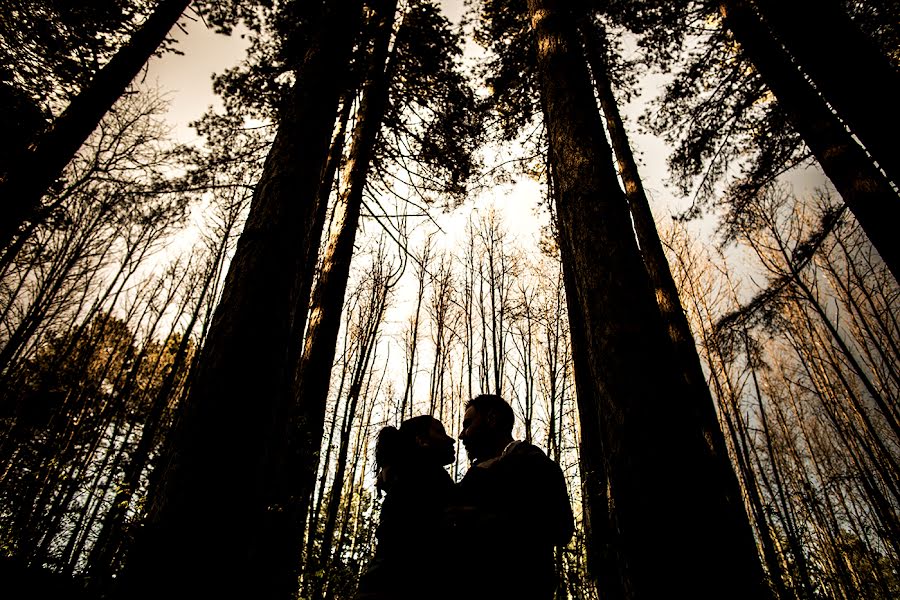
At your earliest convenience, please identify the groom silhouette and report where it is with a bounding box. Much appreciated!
[456,394,574,600]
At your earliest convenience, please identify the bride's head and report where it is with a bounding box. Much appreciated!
[375,415,455,491]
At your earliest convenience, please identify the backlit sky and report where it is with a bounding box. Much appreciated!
[143,1,691,247]
[134,0,834,445]
[141,0,828,317]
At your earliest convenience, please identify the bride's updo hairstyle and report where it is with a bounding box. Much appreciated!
[374,415,435,492]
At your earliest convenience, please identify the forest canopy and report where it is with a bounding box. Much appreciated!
[0,1,898,599]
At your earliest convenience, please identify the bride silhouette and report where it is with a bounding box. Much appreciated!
[354,415,456,600]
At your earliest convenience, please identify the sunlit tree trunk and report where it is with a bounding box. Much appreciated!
[287,86,356,380]
[114,1,365,597]
[581,24,763,593]
[312,247,395,600]
[275,0,398,596]
[527,1,769,597]
[581,23,724,439]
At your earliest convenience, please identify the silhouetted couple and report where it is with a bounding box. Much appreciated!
[355,394,574,600]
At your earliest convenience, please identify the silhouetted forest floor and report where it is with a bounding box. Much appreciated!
[1,557,95,600]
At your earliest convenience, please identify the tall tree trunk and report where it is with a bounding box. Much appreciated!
[313,267,389,600]
[752,0,900,187]
[0,0,191,252]
[287,85,356,378]
[527,2,768,597]
[561,252,622,600]
[581,25,762,594]
[581,24,711,422]
[719,0,900,282]
[265,1,398,597]
[113,1,364,598]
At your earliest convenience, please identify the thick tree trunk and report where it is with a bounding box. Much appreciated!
[753,0,900,187]
[581,27,761,592]
[561,253,623,600]
[257,101,354,583]
[286,86,356,380]
[313,281,387,600]
[263,1,399,597]
[0,0,191,252]
[527,1,769,597]
[720,0,900,282]
[582,22,729,445]
[113,1,364,598]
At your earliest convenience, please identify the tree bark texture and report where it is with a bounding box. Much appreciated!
[527,1,769,597]
[580,26,759,589]
[581,22,727,445]
[561,254,624,600]
[255,99,356,593]
[265,0,399,597]
[114,1,364,598]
